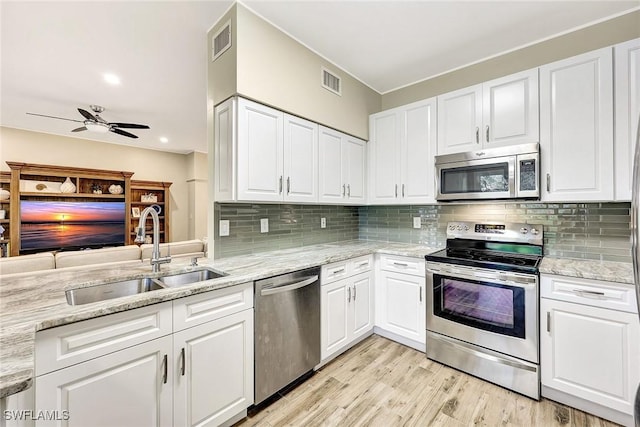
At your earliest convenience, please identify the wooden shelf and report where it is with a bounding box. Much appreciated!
[20,192,126,199]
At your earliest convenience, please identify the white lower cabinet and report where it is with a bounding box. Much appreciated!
[32,284,254,427]
[321,256,374,362]
[36,336,173,427]
[374,255,425,351]
[540,274,639,427]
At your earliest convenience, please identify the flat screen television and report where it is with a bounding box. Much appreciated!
[20,200,126,253]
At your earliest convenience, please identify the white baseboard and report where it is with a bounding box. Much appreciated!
[373,327,425,352]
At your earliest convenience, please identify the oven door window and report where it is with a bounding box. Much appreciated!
[433,274,525,338]
[441,162,510,194]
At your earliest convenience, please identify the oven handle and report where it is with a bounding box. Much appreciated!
[426,265,537,287]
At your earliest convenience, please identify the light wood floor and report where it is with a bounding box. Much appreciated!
[236,334,620,427]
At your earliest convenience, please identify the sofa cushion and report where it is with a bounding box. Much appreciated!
[55,245,141,269]
[0,252,56,275]
[140,239,205,260]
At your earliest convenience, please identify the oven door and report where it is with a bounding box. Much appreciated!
[426,261,538,363]
[435,156,515,201]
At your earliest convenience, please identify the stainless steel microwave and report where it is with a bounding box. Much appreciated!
[435,143,539,201]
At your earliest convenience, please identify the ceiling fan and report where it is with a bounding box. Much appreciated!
[26,105,150,139]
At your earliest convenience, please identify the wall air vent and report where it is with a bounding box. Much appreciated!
[212,20,231,62]
[321,67,342,96]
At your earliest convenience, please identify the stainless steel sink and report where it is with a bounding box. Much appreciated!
[157,268,226,287]
[66,278,165,306]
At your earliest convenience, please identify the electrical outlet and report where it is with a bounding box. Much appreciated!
[413,217,421,229]
[219,220,230,237]
[260,218,269,233]
[320,217,326,228]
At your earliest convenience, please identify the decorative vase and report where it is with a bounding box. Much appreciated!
[60,177,76,194]
[108,184,123,195]
[0,189,9,200]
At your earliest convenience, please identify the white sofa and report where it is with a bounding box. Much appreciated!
[0,239,207,276]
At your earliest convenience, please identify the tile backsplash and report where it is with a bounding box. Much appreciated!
[215,202,632,263]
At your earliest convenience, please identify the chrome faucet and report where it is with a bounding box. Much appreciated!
[135,206,171,272]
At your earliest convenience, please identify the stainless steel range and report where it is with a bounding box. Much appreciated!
[425,221,543,399]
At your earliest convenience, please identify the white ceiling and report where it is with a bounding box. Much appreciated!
[1,1,638,154]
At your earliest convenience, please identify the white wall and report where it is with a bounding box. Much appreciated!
[0,126,193,241]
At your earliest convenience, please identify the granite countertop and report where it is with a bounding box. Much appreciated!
[1,241,635,399]
[539,257,635,285]
[0,240,437,398]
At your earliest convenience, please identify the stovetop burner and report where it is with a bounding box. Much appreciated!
[425,221,544,274]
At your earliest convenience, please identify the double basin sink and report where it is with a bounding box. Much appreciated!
[65,267,227,306]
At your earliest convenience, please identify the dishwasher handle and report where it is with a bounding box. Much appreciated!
[260,275,319,296]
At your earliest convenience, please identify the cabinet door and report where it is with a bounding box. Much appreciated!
[614,38,640,201]
[318,126,345,203]
[401,98,436,203]
[377,271,425,344]
[343,136,366,204]
[321,279,350,360]
[437,85,482,155]
[174,309,254,427]
[368,109,400,204]
[283,114,318,203]
[214,98,236,202]
[351,272,374,339]
[483,69,539,148]
[36,336,173,427]
[540,47,614,201]
[541,298,640,415]
[237,98,283,202]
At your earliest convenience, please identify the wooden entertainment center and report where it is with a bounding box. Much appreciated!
[3,162,172,257]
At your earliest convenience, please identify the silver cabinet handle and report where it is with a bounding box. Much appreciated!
[546,174,550,192]
[342,184,346,196]
[180,347,185,376]
[357,262,369,268]
[287,177,291,195]
[546,312,551,333]
[347,286,351,303]
[475,127,480,144]
[260,275,318,296]
[353,285,356,301]
[573,289,606,297]
[332,268,346,274]
[279,176,283,194]
[162,354,168,384]
[393,262,408,267]
[402,184,405,197]
[395,184,398,198]
[486,125,489,142]
[419,287,422,302]
[347,184,351,197]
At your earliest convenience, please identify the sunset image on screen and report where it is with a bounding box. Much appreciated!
[21,201,125,223]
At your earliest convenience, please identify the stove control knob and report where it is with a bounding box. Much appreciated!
[463,225,469,231]
[456,225,462,230]
[520,227,528,234]
[530,228,539,235]
[449,225,455,230]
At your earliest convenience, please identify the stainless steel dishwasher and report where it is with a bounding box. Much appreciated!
[254,266,320,404]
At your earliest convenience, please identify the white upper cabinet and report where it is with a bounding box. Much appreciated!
[437,68,539,155]
[614,38,640,201]
[540,47,614,202]
[215,97,318,203]
[318,126,366,205]
[369,98,436,204]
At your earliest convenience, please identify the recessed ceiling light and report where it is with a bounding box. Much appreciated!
[159,137,169,143]
[103,73,121,85]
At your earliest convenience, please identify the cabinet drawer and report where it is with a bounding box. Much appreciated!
[350,255,373,275]
[36,301,173,376]
[378,254,424,276]
[173,282,253,332]
[321,261,350,284]
[541,274,638,314]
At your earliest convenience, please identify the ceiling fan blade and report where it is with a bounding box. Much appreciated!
[26,112,83,123]
[110,128,138,139]
[71,126,87,132]
[110,123,150,129]
[78,108,97,121]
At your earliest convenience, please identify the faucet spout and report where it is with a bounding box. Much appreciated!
[135,206,171,272]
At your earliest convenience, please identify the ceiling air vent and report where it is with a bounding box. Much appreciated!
[321,67,342,96]
[212,20,231,62]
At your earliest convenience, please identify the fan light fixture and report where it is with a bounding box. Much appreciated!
[85,122,110,133]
